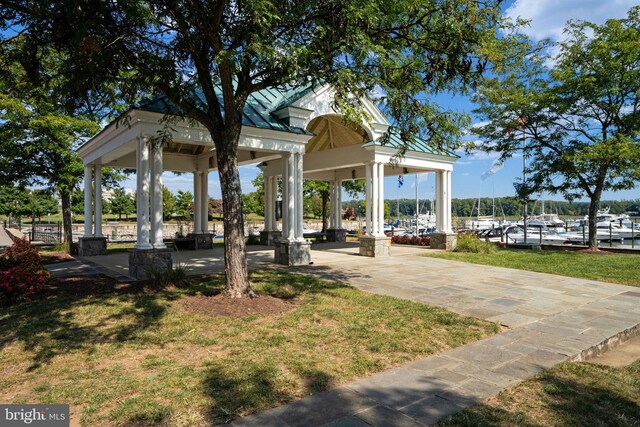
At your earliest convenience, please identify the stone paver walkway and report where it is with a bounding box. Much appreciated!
[221,244,640,426]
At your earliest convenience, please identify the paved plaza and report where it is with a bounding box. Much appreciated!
[63,242,640,426]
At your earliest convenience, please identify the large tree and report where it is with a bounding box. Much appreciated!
[109,188,135,220]
[0,36,131,248]
[472,7,640,249]
[2,0,509,296]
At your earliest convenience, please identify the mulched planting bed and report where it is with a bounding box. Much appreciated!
[180,293,301,317]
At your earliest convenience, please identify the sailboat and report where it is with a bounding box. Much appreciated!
[517,200,564,228]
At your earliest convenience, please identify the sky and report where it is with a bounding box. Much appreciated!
[120,0,640,206]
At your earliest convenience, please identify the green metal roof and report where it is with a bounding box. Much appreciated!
[135,84,316,136]
[136,84,457,157]
[362,130,458,158]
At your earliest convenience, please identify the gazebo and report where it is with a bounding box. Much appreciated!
[76,84,457,279]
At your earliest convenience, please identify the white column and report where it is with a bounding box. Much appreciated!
[264,175,271,231]
[435,171,444,232]
[83,165,93,237]
[268,177,276,230]
[444,170,452,233]
[94,165,103,237]
[377,162,385,235]
[135,137,152,249]
[295,152,304,240]
[365,162,372,236]
[193,172,201,234]
[337,180,343,229]
[151,146,165,248]
[329,181,336,229]
[201,171,209,233]
[282,153,294,240]
[372,162,379,237]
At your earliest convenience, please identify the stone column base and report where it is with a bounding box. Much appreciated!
[326,228,347,242]
[260,230,282,246]
[359,235,391,257]
[128,248,173,280]
[78,236,108,256]
[274,239,312,266]
[430,232,458,250]
[187,233,214,249]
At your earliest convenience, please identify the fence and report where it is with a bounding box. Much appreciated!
[30,221,63,243]
[3,218,22,229]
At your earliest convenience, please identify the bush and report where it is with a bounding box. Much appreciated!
[454,234,497,254]
[391,235,431,246]
[0,266,49,305]
[0,239,50,306]
[145,264,189,287]
[0,238,43,272]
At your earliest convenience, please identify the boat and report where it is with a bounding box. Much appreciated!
[504,225,571,245]
[518,200,565,228]
[596,222,638,239]
[561,227,622,243]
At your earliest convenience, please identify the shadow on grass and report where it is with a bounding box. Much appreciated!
[0,268,358,372]
[0,275,195,370]
[440,363,640,426]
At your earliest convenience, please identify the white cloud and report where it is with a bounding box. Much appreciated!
[469,151,501,160]
[505,0,636,43]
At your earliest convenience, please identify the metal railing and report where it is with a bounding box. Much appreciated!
[30,221,62,243]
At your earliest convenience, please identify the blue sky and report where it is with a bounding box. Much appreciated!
[122,0,640,203]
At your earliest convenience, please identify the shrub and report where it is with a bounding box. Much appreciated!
[391,235,431,246]
[0,238,43,272]
[0,239,51,305]
[145,264,190,287]
[454,234,497,254]
[0,266,50,305]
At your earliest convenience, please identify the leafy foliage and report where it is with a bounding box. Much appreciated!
[472,7,640,248]
[453,234,497,254]
[0,239,50,306]
[391,235,431,246]
[109,188,135,220]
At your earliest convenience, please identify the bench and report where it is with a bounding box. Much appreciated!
[303,232,326,242]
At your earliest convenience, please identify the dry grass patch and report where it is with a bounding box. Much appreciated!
[1,270,498,425]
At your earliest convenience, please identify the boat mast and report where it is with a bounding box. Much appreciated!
[521,116,528,243]
[415,173,419,230]
[492,181,495,218]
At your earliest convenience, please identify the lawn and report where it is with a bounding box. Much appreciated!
[440,360,640,426]
[426,249,640,287]
[0,270,498,426]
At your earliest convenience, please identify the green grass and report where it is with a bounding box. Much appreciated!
[0,270,497,425]
[426,248,640,287]
[440,360,640,426]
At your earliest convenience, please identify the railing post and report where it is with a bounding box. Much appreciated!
[610,223,613,248]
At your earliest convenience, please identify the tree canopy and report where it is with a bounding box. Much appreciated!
[471,7,640,248]
[2,0,511,295]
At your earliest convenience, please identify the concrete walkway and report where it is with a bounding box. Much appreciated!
[222,244,640,426]
[76,243,640,426]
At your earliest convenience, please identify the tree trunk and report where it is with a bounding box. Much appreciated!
[60,189,73,250]
[321,191,329,232]
[587,193,602,250]
[215,134,254,298]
